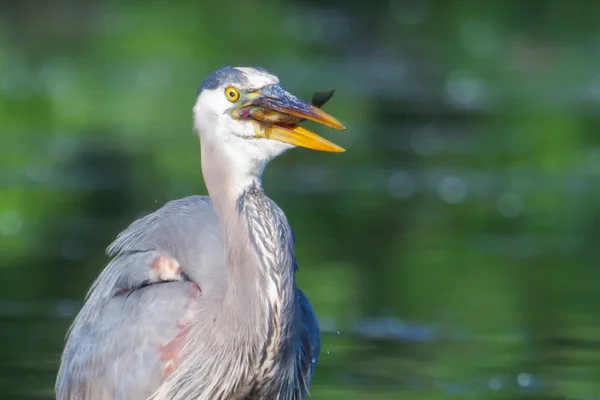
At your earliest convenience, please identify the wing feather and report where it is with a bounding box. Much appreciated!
[57,196,219,400]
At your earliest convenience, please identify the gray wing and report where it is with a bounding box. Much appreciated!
[56,196,225,400]
[296,289,321,397]
[105,195,226,298]
[56,281,200,400]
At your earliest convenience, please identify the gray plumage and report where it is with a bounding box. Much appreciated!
[197,66,270,93]
[55,66,338,400]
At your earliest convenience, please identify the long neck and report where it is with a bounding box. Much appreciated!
[152,138,300,400]
[200,138,298,388]
[200,139,296,310]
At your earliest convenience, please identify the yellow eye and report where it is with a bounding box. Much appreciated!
[225,87,240,102]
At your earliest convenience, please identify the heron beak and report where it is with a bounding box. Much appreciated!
[245,85,346,153]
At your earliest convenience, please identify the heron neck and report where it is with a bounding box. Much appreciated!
[156,138,299,399]
[200,139,297,322]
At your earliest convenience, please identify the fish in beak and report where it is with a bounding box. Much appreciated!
[234,84,346,152]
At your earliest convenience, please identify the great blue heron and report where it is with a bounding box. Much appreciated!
[55,66,346,400]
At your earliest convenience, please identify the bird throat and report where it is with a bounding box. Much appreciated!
[235,182,298,393]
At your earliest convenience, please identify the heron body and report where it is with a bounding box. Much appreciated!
[55,66,345,400]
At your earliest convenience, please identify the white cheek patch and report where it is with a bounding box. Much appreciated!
[195,89,231,116]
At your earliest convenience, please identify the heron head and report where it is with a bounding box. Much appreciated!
[193,66,345,167]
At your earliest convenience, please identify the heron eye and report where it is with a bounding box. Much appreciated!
[225,87,240,102]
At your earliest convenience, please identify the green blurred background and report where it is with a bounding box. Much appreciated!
[2,0,600,398]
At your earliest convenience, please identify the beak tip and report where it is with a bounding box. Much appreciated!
[332,120,346,131]
[328,121,346,131]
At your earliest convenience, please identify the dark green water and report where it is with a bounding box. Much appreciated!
[2,0,600,398]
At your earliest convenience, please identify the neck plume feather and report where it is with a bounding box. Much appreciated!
[150,138,299,400]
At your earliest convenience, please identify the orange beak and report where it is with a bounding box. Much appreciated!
[245,84,346,152]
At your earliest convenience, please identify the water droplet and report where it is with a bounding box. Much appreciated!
[445,70,486,109]
[326,350,330,355]
[336,330,340,335]
[387,171,416,199]
[517,372,532,387]
[438,175,467,204]
[488,376,503,391]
